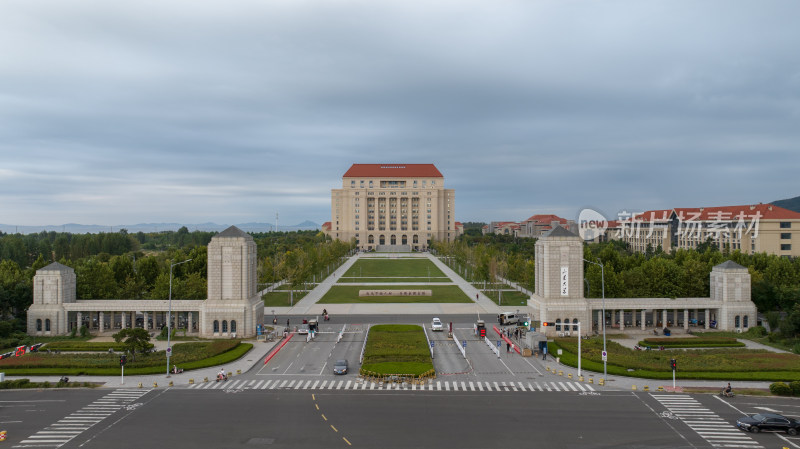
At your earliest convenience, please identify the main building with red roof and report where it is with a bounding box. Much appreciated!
[326,164,458,251]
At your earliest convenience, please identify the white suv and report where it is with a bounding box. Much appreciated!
[431,317,443,331]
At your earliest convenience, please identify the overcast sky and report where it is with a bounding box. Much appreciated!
[2,0,799,228]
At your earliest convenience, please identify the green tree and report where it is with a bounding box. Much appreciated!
[112,328,153,361]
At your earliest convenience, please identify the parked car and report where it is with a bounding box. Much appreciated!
[333,359,348,375]
[431,317,443,331]
[297,324,310,335]
[497,313,520,326]
[737,413,800,435]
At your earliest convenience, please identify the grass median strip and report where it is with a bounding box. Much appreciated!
[343,258,444,277]
[360,324,434,377]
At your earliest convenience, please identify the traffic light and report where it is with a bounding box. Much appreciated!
[120,354,127,366]
[541,322,555,327]
[670,359,676,371]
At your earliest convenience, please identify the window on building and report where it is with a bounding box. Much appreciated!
[780,222,791,229]
[369,180,373,188]
[360,180,364,187]
[46,319,51,331]
[231,320,237,333]
[222,320,228,333]
[735,315,740,328]
[350,180,355,187]
[213,320,219,332]
[555,318,562,331]
[781,233,791,239]
[781,244,792,251]
[36,319,42,331]
[743,315,749,328]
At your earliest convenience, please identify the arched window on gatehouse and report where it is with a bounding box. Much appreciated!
[231,320,237,333]
[743,315,749,328]
[45,319,51,331]
[573,318,579,331]
[213,320,219,333]
[735,315,740,328]
[555,318,562,331]
[36,319,42,331]
[222,320,228,333]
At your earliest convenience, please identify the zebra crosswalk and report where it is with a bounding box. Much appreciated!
[14,389,151,448]
[185,378,596,393]
[650,394,763,449]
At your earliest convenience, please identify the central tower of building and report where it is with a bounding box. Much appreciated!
[328,164,455,251]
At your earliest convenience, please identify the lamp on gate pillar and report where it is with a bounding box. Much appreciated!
[167,258,192,377]
[583,258,606,378]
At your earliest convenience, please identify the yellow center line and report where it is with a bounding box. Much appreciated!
[343,437,352,446]
[312,394,316,401]
[321,414,328,421]
[330,425,338,433]
[315,404,319,410]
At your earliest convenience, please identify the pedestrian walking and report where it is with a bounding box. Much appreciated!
[543,346,547,360]
[476,293,479,301]
[506,342,510,353]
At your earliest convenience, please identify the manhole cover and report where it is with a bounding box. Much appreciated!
[246,437,275,445]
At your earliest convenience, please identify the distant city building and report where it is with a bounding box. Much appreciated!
[604,203,800,257]
[326,164,456,251]
[482,214,576,238]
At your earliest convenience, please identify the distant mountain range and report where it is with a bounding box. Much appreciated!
[773,195,800,213]
[0,221,321,235]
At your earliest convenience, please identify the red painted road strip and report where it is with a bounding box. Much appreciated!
[264,332,294,364]
[493,326,521,354]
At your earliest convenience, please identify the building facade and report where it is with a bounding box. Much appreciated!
[327,164,456,251]
[529,226,758,337]
[606,204,800,257]
[27,226,264,338]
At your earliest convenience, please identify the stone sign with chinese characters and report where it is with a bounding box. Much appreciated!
[560,267,568,296]
[359,290,433,297]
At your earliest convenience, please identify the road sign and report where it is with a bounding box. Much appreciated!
[601,350,607,361]
[462,341,467,349]
[166,347,172,354]
[497,341,501,348]
[430,341,434,348]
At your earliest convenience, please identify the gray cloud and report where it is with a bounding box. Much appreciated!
[1,0,799,227]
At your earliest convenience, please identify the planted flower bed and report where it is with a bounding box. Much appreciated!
[0,340,251,375]
[552,337,800,381]
[360,324,434,378]
[637,337,745,348]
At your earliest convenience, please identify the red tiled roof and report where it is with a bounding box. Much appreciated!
[632,209,672,222]
[523,214,567,224]
[343,164,443,178]
[674,204,800,221]
[321,222,331,230]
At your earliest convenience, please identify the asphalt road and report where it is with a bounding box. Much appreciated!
[7,388,800,449]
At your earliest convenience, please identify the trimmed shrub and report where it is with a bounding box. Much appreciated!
[770,382,792,396]
[79,325,89,338]
[790,381,800,396]
[746,326,767,337]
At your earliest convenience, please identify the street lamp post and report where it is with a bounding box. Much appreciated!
[583,258,606,378]
[167,258,192,377]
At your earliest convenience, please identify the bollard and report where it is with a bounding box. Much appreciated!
[228,372,233,378]
[189,378,194,384]
[138,382,143,388]
[598,378,605,386]
[588,378,593,384]
[153,382,158,388]
[237,369,241,375]
[631,384,637,390]
[657,386,664,392]
[168,381,174,387]
[558,370,563,376]
[568,373,573,379]
[204,377,209,383]
[0,430,6,442]
[579,376,584,382]
[643,385,650,392]
[546,366,551,372]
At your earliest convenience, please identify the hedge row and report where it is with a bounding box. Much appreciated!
[638,337,744,348]
[0,379,98,389]
[42,342,146,352]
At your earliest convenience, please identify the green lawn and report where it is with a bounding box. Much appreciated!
[262,290,308,307]
[361,324,434,377]
[484,290,529,306]
[319,285,471,303]
[337,277,451,283]
[343,258,445,277]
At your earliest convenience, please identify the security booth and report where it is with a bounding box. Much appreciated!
[476,320,486,338]
[308,319,319,334]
